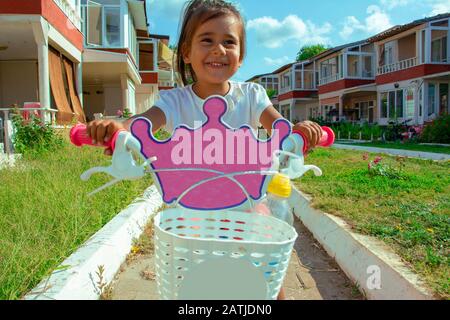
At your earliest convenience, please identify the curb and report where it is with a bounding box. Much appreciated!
[333,144,450,161]
[290,187,435,300]
[24,185,163,300]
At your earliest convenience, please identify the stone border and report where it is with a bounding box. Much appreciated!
[289,187,436,300]
[333,144,450,161]
[24,185,163,300]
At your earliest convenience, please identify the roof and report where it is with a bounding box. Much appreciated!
[367,13,450,43]
[245,72,278,82]
[271,62,295,75]
[311,39,368,61]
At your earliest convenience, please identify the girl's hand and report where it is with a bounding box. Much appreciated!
[86,120,126,156]
[293,121,323,151]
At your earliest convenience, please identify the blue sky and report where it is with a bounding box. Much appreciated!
[146,0,450,82]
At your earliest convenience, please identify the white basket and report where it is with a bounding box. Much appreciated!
[154,207,298,300]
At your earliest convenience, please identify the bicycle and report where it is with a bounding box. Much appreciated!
[70,96,335,300]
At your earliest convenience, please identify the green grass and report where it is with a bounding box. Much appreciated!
[338,141,450,155]
[0,134,153,300]
[295,148,450,299]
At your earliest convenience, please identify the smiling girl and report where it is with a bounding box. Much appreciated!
[86,0,323,300]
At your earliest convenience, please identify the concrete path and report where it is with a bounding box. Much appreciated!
[333,144,450,161]
[108,218,363,300]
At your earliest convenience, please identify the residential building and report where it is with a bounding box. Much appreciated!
[275,60,319,123]
[246,13,449,127]
[246,73,280,111]
[80,0,180,121]
[0,0,180,126]
[0,0,85,124]
[316,40,377,123]
[370,13,450,125]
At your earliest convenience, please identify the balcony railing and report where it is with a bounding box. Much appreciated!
[319,74,341,86]
[377,57,418,75]
[53,0,82,30]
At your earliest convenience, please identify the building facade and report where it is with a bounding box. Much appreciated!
[246,13,450,126]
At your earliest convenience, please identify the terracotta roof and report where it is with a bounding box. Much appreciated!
[367,13,450,42]
[271,62,295,74]
[311,39,368,61]
[245,73,278,82]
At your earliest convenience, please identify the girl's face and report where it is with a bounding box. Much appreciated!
[183,14,243,86]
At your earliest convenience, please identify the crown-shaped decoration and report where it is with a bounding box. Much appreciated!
[130,96,291,210]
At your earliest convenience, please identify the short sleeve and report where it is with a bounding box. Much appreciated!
[251,83,272,126]
[154,89,177,133]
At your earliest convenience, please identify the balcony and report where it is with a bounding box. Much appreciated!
[378,57,418,75]
[376,19,449,76]
[279,62,317,94]
[319,74,341,86]
[53,0,82,31]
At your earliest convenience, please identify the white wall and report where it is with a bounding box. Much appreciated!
[0,61,39,108]
[83,85,105,121]
[136,84,157,114]
[104,84,122,116]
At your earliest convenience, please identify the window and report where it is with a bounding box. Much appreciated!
[396,90,404,118]
[389,91,396,119]
[87,1,102,46]
[381,93,388,118]
[381,89,405,119]
[129,14,137,61]
[428,83,436,116]
[385,42,394,65]
[431,35,448,63]
[419,85,423,117]
[405,87,415,118]
[105,6,120,46]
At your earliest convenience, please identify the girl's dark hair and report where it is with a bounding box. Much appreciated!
[176,0,246,86]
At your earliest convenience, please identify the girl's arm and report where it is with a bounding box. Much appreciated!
[259,105,323,150]
[86,106,166,155]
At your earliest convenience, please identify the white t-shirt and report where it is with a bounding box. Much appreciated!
[154,81,272,133]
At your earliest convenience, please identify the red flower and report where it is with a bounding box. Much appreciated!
[374,156,382,164]
[368,163,372,170]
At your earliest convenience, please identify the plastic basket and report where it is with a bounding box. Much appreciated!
[154,207,298,300]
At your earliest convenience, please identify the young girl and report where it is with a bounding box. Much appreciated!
[87,0,323,299]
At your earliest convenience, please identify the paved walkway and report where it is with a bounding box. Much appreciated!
[109,218,363,300]
[333,144,450,161]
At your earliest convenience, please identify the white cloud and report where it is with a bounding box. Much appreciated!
[247,15,332,49]
[428,0,450,15]
[379,0,412,10]
[340,5,392,39]
[263,56,291,66]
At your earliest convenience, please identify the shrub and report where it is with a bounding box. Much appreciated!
[419,114,450,144]
[11,112,64,156]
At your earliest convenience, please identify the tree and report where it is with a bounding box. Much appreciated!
[296,44,329,62]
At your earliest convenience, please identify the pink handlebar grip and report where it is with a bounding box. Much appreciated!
[70,123,123,152]
[293,126,335,154]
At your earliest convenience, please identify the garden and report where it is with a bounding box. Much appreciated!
[0,113,448,300]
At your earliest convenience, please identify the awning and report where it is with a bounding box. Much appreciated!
[127,0,148,31]
[158,41,174,69]
[63,58,86,123]
[49,48,74,124]
[320,96,340,106]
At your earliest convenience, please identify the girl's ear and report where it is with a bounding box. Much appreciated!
[182,43,191,64]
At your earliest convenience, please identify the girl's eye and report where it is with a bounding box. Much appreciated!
[201,38,213,44]
[224,40,237,46]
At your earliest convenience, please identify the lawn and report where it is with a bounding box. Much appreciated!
[294,148,449,299]
[337,141,450,155]
[0,134,153,300]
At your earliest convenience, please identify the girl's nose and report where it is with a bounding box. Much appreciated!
[212,43,226,55]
